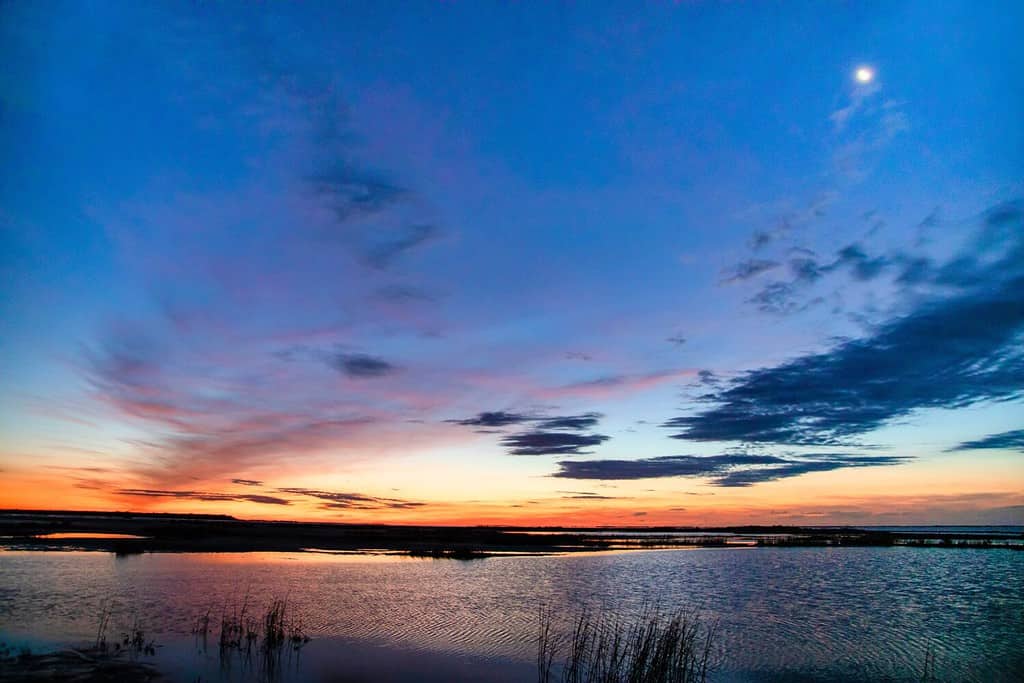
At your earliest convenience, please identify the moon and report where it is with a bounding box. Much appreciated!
[855,66,875,84]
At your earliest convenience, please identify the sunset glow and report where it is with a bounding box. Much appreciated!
[1,2,1021,529]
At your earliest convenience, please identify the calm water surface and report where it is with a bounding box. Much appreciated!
[1,547,1021,681]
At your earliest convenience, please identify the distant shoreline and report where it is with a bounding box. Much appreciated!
[1,510,1021,557]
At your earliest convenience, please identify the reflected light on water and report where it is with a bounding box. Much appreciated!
[32,533,150,540]
[0,547,1021,682]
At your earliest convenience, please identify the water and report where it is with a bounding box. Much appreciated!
[1,547,1021,681]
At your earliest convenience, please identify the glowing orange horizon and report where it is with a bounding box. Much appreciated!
[3,456,1021,528]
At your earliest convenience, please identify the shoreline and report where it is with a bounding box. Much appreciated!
[1,510,1021,557]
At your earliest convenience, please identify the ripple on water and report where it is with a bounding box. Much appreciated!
[0,547,1022,681]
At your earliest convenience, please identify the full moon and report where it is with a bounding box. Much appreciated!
[855,66,875,83]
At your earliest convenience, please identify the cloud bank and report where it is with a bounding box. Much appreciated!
[670,203,1024,446]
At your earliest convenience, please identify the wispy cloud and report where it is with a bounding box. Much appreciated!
[333,353,397,379]
[116,488,292,505]
[950,429,1024,454]
[554,453,906,486]
[720,258,780,284]
[557,490,619,500]
[276,487,426,510]
[536,412,603,431]
[362,224,441,270]
[829,77,881,132]
[745,237,934,315]
[306,163,406,224]
[114,484,428,510]
[69,24,458,491]
[542,369,692,400]
[83,331,387,483]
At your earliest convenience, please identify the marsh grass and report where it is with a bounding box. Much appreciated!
[94,599,112,651]
[121,618,156,656]
[92,600,155,657]
[538,606,716,683]
[193,594,311,681]
[191,608,212,643]
[920,644,937,683]
[408,547,487,559]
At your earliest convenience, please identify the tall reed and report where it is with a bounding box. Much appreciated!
[538,606,716,683]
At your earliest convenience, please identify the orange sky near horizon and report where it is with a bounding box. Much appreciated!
[3,450,1021,527]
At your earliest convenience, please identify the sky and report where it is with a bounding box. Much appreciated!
[1,1,1022,526]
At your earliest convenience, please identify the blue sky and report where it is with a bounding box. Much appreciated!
[1,1,1021,523]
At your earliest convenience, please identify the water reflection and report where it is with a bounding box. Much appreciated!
[0,547,1021,681]
[33,533,150,540]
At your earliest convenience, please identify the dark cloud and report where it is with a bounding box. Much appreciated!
[318,500,425,510]
[749,242,894,312]
[712,456,903,487]
[670,271,1024,445]
[231,478,263,486]
[276,488,426,510]
[452,411,610,454]
[237,494,293,505]
[553,453,906,486]
[748,230,775,251]
[893,256,932,286]
[452,411,610,455]
[555,454,784,479]
[787,255,825,283]
[835,243,891,281]
[748,281,822,315]
[501,431,610,456]
[696,370,719,386]
[683,204,1024,444]
[276,345,401,380]
[565,351,594,361]
[537,412,603,431]
[309,164,440,271]
[950,429,1024,453]
[116,488,292,505]
[558,491,618,500]
[333,353,396,378]
[307,164,406,223]
[450,411,534,427]
[721,258,780,283]
[749,200,1023,316]
[985,201,1022,228]
[450,411,603,433]
[293,70,443,276]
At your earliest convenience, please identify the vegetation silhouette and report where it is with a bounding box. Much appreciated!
[537,606,717,683]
